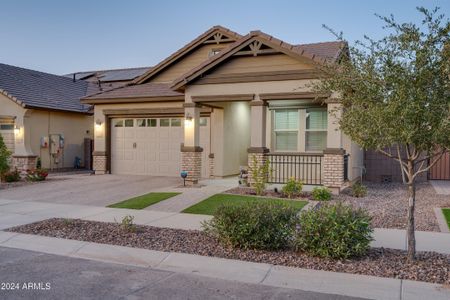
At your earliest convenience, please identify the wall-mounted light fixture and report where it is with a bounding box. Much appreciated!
[95,119,103,126]
[184,113,193,127]
[14,125,20,135]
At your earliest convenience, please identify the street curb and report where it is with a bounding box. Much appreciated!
[434,207,450,233]
[0,232,449,300]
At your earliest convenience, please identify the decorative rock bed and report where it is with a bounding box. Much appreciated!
[6,218,449,285]
[226,182,450,232]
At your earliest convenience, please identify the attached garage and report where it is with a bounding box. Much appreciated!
[110,116,210,177]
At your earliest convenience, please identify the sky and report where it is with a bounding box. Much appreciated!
[0,0,448,75]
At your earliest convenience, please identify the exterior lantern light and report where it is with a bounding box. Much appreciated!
[95,119,103,128]
[184,113,193,127]
[14,125,20,135]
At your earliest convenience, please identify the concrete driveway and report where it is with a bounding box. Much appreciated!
[0,174,180,207]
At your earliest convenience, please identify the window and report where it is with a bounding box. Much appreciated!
[274,110,298,151]
[124,119,134,127]
[136,119,146,127]
[305,109,327,151]
[199,117,208,126]
[160,119,170,127]
[147,119,157,127]
[272,108,328,152]
[0,124,14,130]
[171,118,181,127]
[113,120,123,127]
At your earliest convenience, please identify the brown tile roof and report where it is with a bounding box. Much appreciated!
[81,82,183,102]
[171,30,346,90]
[133,25,242,84]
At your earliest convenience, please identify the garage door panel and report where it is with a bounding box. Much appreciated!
[111,117,210,177]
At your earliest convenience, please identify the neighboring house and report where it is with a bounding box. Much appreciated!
[81,26,364,193]
[0,63,95,171]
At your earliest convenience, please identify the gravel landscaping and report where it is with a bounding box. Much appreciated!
[227,182,450,232]
[6,218,449,285]
[335,182,450,232]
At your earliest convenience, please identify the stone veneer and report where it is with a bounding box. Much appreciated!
[93,152,107,175]
[12,155,37,174]
[322,148,346,193]
[181,146,203,184]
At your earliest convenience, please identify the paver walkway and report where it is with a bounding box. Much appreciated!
[430,180,450,195]
[148,177,237,212]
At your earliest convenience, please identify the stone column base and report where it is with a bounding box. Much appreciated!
[12,155,37,174]
[323,148,345,194]
[181,145,203,185]
[93,152,107,175]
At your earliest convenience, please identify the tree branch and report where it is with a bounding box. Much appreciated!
[412,151,446,181]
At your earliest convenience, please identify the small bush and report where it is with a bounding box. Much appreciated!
[311,187,332,201]
[118,215,136,232]
[0,135,11,180]
[351,182,367,198]
[295,203,373,259]
[3,169,20,183]
[250,155,270,196]
[26,169,48,181]
[282,177,303,199]
[203,201,299,250]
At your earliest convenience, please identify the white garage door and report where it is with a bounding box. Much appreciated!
[111,117,210,177]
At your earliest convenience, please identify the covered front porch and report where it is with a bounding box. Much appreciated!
[181,91,350,193]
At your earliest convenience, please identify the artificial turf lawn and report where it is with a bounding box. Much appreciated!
[182,193,308,215]
[108,192,180,209]
[442,208,450,229]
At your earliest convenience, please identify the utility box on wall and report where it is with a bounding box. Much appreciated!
[50,134,61,154]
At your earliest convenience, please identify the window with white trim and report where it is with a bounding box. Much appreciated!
[274,109,298,151]
[273,108,327,152]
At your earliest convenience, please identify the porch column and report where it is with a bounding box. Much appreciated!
[93,109,107,174]
[323,101,345,194]
[12,109,37,173]
[181,103,203,185]
[247,99,269,185]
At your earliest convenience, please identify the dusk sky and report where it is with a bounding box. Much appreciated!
[1,0,448,75]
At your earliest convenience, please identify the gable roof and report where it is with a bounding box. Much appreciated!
[132,25,241,84]
[0,63,93,113]
[171,30,346,90]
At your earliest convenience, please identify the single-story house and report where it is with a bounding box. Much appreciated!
[80,26,365,193]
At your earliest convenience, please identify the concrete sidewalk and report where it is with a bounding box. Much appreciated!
[0,231,448,300]
[0,198,449,254]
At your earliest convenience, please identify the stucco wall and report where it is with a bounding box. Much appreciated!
[342,133,364,182]
[28,110,93,170]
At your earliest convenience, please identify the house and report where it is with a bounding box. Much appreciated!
[0,63,97,171]
[81,26,364,193]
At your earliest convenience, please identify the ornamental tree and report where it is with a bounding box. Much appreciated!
[313,7,450,260]
[0,134,11,180]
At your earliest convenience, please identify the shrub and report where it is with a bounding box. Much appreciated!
[250,155,270,196]
[311,187,332,201]
[3,169,20,183]
[282,177,303,199]
[119,215,136,233]
[203,201,299,250]
[295,203,373,259]
[36,157,42,169]
[26,169,48,181]
[351,182,367,198]
[0,135,11,180]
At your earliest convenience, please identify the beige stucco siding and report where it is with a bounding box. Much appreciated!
[211,54,314,75]
[342,133,364,181]
[210,102,250,177]
[28,110,93,169]
[151,44,225,83]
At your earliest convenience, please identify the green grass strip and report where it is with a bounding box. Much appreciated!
[108,192,180,210]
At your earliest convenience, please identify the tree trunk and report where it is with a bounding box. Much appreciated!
[406,182,416,261]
